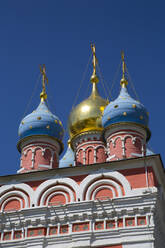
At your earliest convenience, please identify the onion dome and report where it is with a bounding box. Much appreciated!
[17,65,64,152]
[68,45,108,139]
[59,140,74,168]
[102,52,151,140]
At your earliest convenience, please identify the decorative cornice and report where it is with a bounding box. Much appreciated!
[17,135,63,155]
[103,122,151,142]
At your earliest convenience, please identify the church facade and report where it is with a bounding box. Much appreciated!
[0,46,164,248]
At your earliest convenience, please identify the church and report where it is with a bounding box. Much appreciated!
[0,45,164,248]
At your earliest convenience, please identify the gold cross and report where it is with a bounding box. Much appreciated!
[121,51,126,80]
[40,64,48,101]
[91,44,98,75]
[90,44,99,84]
[120,51,128,87]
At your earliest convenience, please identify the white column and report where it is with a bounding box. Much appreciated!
[1,231,4,241]
[46,226,49,236]
[31,149,35,168]
[135,215,137,226]
[121,138,126,158]
[50,151,55,168]
[69,223,72,234]
[57,223,60,235]
[11,229,14,240]
[24,227,27,238]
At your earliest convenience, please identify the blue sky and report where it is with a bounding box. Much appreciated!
[0,0,164,175]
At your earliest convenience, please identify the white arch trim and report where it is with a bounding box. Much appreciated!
[92,185,116,200]
[76,147,85,156]
[0,183,34,207]
[34,178,80,205]
[0,190,29,209]
[23,147,33,156]
[95,145,106,151]
[1,196,23,212]
[80,170,131,201]
[124,135,143,144]
[108,132,144,147]
[85,179,122,201]
[46,191,69,206]
[77,144,106,153]
[39,185,74,206]
[84,145,95,151]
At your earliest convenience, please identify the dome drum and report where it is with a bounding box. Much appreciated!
[17,134,63,155]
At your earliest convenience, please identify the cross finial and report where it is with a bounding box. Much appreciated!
[90,44,99,84]
[121,51,126,80]
[120,51,128,88]
[40,64,48,101]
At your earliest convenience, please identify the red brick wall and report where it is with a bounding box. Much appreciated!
[3,199,21,211]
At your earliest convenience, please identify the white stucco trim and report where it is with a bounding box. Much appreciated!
[104,124,146,141]
[92,185,116,200]
[0,183,34,207]
[0,191,29,210]
[1,196,23,211]
[80,171,131,201]
[20,137,60,154]
[34,178,80,205]
[46,191,69,206]
[39,185,74,206]
[85,179,122,200]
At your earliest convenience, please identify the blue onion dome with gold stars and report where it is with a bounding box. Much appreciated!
[17,65,64,153]
[59,140,74,168]
[102,52,151,141]
[68,45,108,140]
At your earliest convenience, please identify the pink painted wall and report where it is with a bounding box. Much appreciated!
[20,142,58,173]
[107,130,146,161]
[76,143,106,165]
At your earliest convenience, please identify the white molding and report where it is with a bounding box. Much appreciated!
[76,143,106,165]
[0,183,34,207]
[106,130,145,161]
[20,136,61,154]
[39,185,74,206]
[39,164,51,169]
[77,141,105,150]
[34,178,80,205]
[1,197,23,212]
[131,153,143,157]
[0,190,28,210]
[80,171,131,201]
[106,154,118,161]
[46,191,69,205]
[92,185,116,200]
[19,143,58,173]
[72,132,102,149]
[104,124,147,141]
[85,179,122,201]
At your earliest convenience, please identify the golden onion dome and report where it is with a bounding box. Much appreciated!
[68,44,108,139]
[68,83,108,139]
